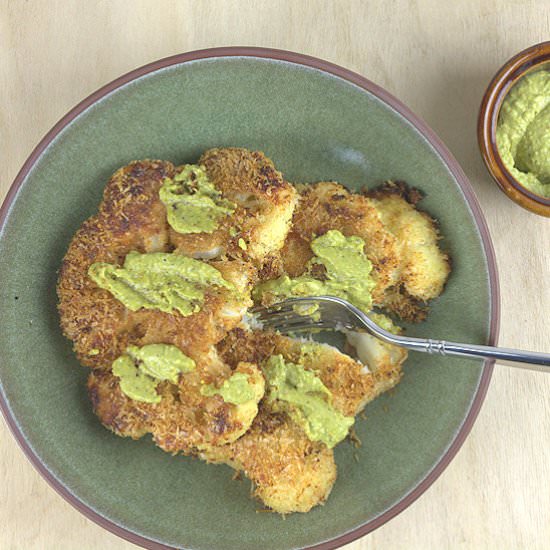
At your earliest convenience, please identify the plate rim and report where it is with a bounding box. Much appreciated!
[0,46,499,550]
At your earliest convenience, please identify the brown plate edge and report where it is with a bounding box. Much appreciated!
[0,46,499,550]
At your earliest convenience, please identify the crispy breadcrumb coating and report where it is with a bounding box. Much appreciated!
[200,404,336,514]
[206,326,406,512]
[279,180,450,322]
[88,352,264,452]
[57,149,450,515]
[57,160,255,369]
[280,182,400,305]
[365,181,451,321]
[170,148,298,265]
[218,327,406,418]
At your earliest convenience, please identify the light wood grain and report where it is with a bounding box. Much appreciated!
[1,1,549,548]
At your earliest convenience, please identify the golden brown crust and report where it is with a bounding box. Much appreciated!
[88,356,264,452]
[98,160,173,246]
[57,160,174,368]
[170,148,298,265]
[57,160,255,368]
[365,179,424,205]
[201,404,336,514]
[379,285,429,323]
[88,367,151,439]
[57,150,450,515]
[364,181,451,321]
[200,148,290,200]
[280,182,400,304]
[280,180,451,323]
[217,328,405,418]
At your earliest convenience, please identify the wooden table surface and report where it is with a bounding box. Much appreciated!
[1,1,549,548]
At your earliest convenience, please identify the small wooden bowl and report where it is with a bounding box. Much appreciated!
[478,41,550,217]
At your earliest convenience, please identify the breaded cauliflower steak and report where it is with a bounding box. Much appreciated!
[57,150,450,516]
[279,180,450,322]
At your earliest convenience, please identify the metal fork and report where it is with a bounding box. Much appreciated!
[252,295,550,372]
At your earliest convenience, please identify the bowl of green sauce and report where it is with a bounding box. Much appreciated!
[478,41,550,216]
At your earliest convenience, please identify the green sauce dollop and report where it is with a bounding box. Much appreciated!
[496,70,550,197]
[88,251,233,316]
[254,230,376,313]
[264,354,354,448]
[113,344,196,403]
[201,372,260,405]
[159,165,236,233]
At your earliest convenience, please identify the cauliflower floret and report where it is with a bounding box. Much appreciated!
[170,148,298,266]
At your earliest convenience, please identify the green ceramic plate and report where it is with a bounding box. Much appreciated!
[0,48,498,550]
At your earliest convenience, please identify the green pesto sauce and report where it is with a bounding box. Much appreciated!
[263,355,354,448]
[88,251,232,316]
[126,344,195,383]
[296,341,326,362]
[254,230,376,313]
[200,371,259,405]
[112,356,160,403]
[496,70,550,197]
[159,164,236,233]
[112,344,195,403]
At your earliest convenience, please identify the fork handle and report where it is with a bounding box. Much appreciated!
[400,337,550,372]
